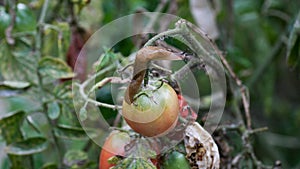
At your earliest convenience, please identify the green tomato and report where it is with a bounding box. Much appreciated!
[162,151,191,169]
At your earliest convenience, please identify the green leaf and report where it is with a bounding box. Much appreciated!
[47,102,60,120]
[0,6,10,38]
[40,163,58,169]
[0,81,30,89]
[112,156,156,169]
[38,57,75,79]
[63,150,88,168]
[54,124,98,140]
[79,107,87,121]
[5,137,48,155]
[0,111,25,144]
[14,3,37,32]
[95,48,122,72]
[0,111,33,168]
[286,12,300,70]
[42,22,70,60]
[2,95,41,113]
[0,40,38,83]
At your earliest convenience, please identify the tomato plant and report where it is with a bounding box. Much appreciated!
[121,46,182,137]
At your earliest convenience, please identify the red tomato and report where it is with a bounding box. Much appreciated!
[122,82,179,137]
[99,131,160,169]
[178,94,197,120]
[99,131,130,169]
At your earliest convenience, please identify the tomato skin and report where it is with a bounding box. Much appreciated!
[99,131,130,169]
[178,94,197,120]
[122,83,179,137]
[162,151,191,169]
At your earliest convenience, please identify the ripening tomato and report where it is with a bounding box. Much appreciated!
[122,82,179,137]
[99,131,159,169]
[99,131,130,169]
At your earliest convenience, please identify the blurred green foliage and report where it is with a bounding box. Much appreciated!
[0,0,299,168]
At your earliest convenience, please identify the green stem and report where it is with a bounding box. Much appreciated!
[35,0,50,57]
[79,64,122,110]
[144,28,182,47]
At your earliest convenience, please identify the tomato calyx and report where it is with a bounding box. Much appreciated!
[131,80,164,106]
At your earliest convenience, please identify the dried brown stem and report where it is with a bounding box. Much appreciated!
[217,50,251,129]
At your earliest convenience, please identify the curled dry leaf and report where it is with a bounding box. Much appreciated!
[184,122,220,169]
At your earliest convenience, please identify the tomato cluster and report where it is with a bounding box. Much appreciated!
[99,46,197,168]
[99,131,191,169]
[99,92,196,169]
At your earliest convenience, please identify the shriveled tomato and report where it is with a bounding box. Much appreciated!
[122,82,179,137]
[99,131,130,169]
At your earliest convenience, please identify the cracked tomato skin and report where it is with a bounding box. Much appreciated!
[99,131,130,169]
[122,82,179,137]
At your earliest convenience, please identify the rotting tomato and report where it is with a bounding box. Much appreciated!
[162,150,191,169]
[122,82,179,137]
[99,131,130,169]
